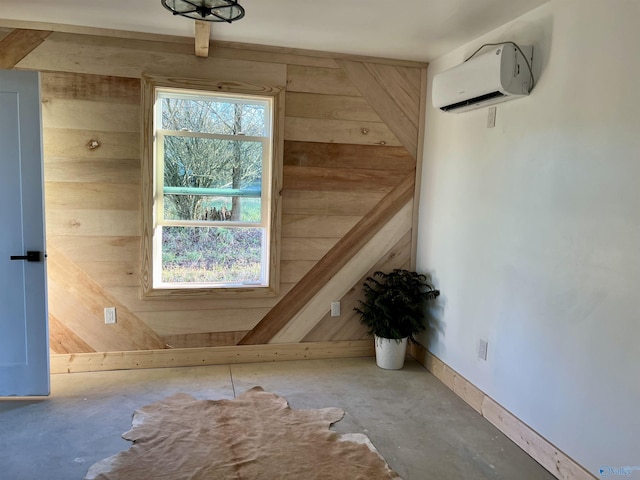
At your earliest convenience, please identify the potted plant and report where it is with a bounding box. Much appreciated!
[355,269,440,370]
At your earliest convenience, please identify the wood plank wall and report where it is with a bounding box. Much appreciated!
[2,25,427,354]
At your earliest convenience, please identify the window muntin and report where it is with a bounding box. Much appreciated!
[153,88,273,289]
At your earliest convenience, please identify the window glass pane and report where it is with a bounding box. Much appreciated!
[164,195,261,223]
[146,83,277,293]
[160,96,266,136]
[163,135,262,222]
[161,226,264,284]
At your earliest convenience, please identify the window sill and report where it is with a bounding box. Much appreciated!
[141,284,280,299]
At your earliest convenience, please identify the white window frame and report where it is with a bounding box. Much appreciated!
[141,74,283,298]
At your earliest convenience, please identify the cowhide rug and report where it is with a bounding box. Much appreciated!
[85,386,402,480]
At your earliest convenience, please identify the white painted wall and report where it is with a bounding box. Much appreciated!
[416,0,640,475]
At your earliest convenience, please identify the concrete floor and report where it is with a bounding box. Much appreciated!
[0,357,555,480]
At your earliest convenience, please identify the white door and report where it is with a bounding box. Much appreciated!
[0,69,49,396]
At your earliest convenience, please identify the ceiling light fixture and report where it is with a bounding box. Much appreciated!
[161,0,245,23]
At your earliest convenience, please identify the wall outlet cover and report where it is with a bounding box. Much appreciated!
[487,107,497,128]
[478,338,488,361]
[104,307,117,324]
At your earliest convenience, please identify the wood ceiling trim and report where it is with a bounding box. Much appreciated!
[0,20,427,68]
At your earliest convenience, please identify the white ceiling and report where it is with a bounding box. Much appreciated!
[0,0,549,62]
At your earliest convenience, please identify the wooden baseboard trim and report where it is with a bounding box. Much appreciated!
[407,341,596,480]
[50,340,374,374]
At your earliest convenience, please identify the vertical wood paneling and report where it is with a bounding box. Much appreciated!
[3,27,427,353]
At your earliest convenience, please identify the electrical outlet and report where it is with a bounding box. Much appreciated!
[487,106,496,128]
[478,338,488,361]
[104,307,117,324]
[330,302,340,317]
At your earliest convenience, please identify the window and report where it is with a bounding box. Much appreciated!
[141,75,282,296]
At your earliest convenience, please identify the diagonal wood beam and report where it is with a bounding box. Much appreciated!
[301,231,412,343]
[337,59,419,159]
[238,170,416,345]
[270,201,413,343]
[49,313,95,354]
[47,244,166,351]
[0,28,51,69]
[194,20,211,58]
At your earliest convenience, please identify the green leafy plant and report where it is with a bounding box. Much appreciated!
[355,269,440,341]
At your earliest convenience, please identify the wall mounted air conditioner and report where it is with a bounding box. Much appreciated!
[432,43,534,113]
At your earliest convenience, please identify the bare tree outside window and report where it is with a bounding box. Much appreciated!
[161,97,265,222]
[155,92,271,286]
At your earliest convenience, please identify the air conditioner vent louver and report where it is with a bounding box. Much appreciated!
[440,91,505,112]
[432,43,533,113]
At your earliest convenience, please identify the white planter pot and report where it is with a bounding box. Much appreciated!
[374,336,408,370]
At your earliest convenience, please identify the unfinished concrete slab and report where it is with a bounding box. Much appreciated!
[0,357,555,480]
